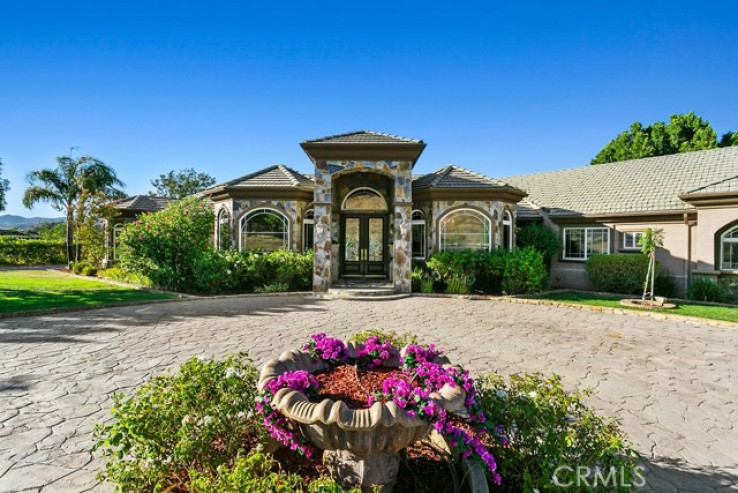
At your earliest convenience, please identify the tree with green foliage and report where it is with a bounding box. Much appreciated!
[638,227,664,304]
[22,155,124,266]
[590,112,735,164]
[515,223,562,267]
[149,168,216,199]
[0,159,9,212]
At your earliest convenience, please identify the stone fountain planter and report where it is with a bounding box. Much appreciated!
[258,343,467,492]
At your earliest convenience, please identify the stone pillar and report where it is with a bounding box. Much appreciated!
[313,166,333,292]
[393,161,413,293]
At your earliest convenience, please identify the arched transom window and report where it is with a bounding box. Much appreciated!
[411,210,426,259]
[240,208,289,252]
[439,209,491,252]
[721,225,738,270]
[342,188,387,211]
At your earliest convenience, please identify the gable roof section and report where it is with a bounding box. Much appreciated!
[504,147,738,217]
[207,164,314,190]
[114,195,171,211]
[683,174,738,195]
[303,130,422,144]
[413,165,520,190]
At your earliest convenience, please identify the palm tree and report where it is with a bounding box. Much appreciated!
[23,155,125,266]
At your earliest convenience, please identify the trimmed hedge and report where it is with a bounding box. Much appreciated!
[585,254,653,295]
[0,238,66,265]
[424,248,548,295]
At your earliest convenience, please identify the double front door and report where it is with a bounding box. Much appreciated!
[341,214,387,277]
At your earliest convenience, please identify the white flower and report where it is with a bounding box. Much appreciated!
[225,367,236,378]
[202,415,213,426]
[495,389,508,398]
[226,269,232,275]
[197,354,209,362]
[528,391,538,399]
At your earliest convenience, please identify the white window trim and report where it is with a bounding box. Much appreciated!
[720,225,738,271]
[112,224,125,260]
[411,210,426,260]
[216,208,230,251]
[622,231,643,251]
[303,209,314,253]
[438,208,492,252]
[341,187,387,211]
[562,227,610,261]
[238,207,291,251]
[502,210,513,250]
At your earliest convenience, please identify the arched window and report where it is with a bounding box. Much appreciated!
[112,223,125,260]
[439,209,491,252]
[502,210,513,251]
[342,188,387,211]
[721,225,738,270]
[216,208,231,251]
[303,209,314,253]
[240,208,289,252]
[411,210,426,259]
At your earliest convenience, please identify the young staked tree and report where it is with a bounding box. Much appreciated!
[638,228,664,304]
[22,155,124,266]
[0,159,9,212]
[149,168,216,199]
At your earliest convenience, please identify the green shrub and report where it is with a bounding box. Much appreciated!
[687,278,728,303]
[254,282,290,293]
[516,224,562,265]
[654,271,678,298]
[188,453,354,492]
[93,354,262,491]
[349,329,419,347]
[420,275,434,293]
[97,266,152,287]
[585,254,654,295]
[0,237,66,265]
[477,373,642,492]
[425,248,546,295]
[118,198,214,292]
[446,274,471,294]
[502,247,548,294]
[71,261,98,276]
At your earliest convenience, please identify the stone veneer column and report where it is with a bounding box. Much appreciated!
[393,161,413,293]
[313,165,332,292]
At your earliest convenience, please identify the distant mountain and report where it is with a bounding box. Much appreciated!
[0,215,65,230]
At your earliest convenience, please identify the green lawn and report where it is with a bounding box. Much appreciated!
[534,290,738,323]
[0,270,175,315]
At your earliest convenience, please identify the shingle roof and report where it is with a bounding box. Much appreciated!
[683,174,738,195]
[209,164,314,189]
[504,147,738,216]
[114,195,172,211]
[516,199,545,219]
[303,130,422,144]
[413,165,521,190]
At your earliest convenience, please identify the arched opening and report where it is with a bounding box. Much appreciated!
[439,209,492,252]
[303,209,314,253]
[112,223,125,260]
[411,210,426,259]
[216,208,231,251]
[239,208,289,252]
[342,187,388,211]
[502,210,513,251]
[720,223,738,271]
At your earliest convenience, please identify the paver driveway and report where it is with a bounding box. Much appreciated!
[1,296,737,492]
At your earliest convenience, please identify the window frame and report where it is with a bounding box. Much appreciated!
[562,226,610,261]
[411,210,426,260]
[622,231,643,251]
[238,207,290,252]
[341,187,388,211]
[112,223,125,260]
[216,207,231,251]
[502,210,513,251]
[720,225,738,271]
[438,208,492,253]
[303,209,314,253]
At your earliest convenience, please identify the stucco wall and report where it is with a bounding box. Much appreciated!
[693,207,738,270]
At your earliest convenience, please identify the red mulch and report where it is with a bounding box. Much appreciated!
[312,364,410,409]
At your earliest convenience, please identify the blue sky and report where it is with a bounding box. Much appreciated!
[1,1,736,217]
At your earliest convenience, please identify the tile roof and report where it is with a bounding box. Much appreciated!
[413,165,521,190]
[303,130,422,144]
[114,195,172,211]
[683,174,738,195]
[209,164,314,189]
[504,147,738,216]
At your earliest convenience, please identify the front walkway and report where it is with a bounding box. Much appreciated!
[1,296,736,492]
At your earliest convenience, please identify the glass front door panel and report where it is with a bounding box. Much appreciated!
[345,218,360,262]
[368,218,383,262]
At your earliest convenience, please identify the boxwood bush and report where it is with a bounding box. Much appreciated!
[0,237,66,265]
[425,247,547,295]
[585,254,654,295]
